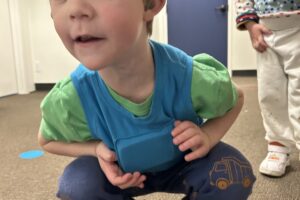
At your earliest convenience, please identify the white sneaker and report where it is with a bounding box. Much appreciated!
[259,144,290,177]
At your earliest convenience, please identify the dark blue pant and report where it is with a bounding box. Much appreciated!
[57,142,256,200]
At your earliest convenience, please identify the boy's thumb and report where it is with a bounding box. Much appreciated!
[97,142,117,162]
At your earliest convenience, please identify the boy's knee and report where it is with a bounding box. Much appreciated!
[57,183,98,200]
[209,144,256,199]
[57,175,91,200]
[205,182,255,200]
[184,176,256,200]
[56,156,104,200]
[185,142,256,200]
[210,174,256,200]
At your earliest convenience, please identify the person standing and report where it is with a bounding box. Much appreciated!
[235,0,300,177]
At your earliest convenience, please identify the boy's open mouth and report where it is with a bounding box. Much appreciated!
[75,35,101,43]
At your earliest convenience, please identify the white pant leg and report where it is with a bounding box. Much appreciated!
[257,33,294,148]
[258,26,300,150]
[277,27,300,150]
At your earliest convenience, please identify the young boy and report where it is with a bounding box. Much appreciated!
[39,0,255,199]
[235,0,300,177]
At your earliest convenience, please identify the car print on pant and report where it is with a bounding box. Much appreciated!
[209,157,253,190]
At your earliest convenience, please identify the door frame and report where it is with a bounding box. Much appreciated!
[227,0,233,76]
[8,0,35,95]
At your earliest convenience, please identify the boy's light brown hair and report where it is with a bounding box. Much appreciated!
[144,0,155,35]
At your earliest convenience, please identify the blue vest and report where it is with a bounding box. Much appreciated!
[71,40,203,173]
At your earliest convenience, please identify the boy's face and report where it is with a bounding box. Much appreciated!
[50,0,150,70]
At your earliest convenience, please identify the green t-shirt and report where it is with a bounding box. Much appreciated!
[40,54,237,142]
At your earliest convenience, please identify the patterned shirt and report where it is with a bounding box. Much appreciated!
[235,0,300,29]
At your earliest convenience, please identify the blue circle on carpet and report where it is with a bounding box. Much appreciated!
[19,150,44,159]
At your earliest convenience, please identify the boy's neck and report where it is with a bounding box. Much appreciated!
[99,42,154,104]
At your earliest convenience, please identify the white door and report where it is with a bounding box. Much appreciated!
[0,0,18,97]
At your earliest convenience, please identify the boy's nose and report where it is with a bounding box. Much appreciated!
[69,1,94,20]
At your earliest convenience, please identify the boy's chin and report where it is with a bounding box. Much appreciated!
[80,61,103,71]
[85,65,102,71]
[74,54,104,71]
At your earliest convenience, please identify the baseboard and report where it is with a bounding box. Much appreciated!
[232,70,257,77]
[35,84,55,91]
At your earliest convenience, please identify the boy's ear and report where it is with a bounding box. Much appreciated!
[143,0,166,22]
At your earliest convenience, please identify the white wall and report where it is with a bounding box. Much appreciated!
[0,0,35,96]
[151,5,168,44]
[14,0,35,93]
[228,1,257,72]
[29,0,79,83]
[0,0,18,97]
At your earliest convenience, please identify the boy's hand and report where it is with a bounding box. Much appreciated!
[245,21,272,53]
[95,142,146,189]
[172,121,212,162]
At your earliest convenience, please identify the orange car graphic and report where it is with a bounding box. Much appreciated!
[209,156,253,190]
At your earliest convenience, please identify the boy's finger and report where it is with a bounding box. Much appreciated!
[172,121,193,137]
[111,173,133,187]
[179,136,201,152]
[173,129,194,145]
[184,148,207,162]
[98,158,130,186]
[97,142,117,161]
[123,172,141,188]
[174,120,181,127]
[134,176,146,189]
[119,172,145,189]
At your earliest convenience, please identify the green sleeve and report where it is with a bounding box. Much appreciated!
[40,77,93,143]
[191,54,238,119]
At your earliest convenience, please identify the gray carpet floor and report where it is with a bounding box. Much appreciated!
[0,76,299,200]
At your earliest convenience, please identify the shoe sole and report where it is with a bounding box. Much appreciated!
[259,159,290,177]
[259,167,285,177]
